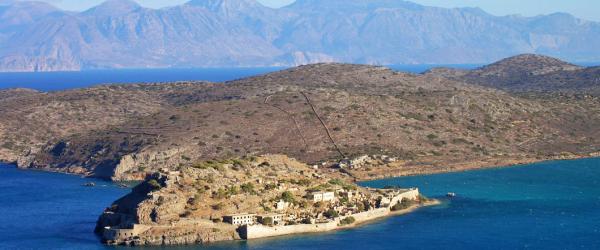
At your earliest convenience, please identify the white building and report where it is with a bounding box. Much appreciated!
[310,191,335,202]
[276,200,290,211]
[223,213,256,225]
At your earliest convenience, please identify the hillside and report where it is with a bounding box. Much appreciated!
[1,56,599,181]
[1,0,600,71]
[430,54,600,94]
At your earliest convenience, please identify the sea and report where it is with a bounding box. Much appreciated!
[1,158,599,250]
[0,65,483,92]
[0,63,598,92]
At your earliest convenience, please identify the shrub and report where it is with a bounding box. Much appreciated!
[356,202,365,212]
[328,178,344,186]
[281,191,295,203]
[211,203,224,210]
[213,188,228,199]
[291,179,312,186]
[264,183,277,190]
[261,217,273,225]
[227,186,239,196]
[340,216,356,225]
[240,183,255,194]
[147,179,161,191]
[324,209,339,219]
[391,199,417,211]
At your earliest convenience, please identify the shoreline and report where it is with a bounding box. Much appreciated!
[241,199,440,241]
[352,154,600,182]
[3,154,599,182]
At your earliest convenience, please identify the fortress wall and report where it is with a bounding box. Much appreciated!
[242,221,339,239]
[391,188,419,206]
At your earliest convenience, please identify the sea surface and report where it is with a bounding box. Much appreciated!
[1,158,599,249]
[0,65,482,92]
[1,63,598,92]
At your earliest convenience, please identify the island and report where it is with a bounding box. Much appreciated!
[95,154,436,246]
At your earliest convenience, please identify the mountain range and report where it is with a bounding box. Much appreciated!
[0,0,600,72]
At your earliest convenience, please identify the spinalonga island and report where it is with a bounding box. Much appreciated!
[95,154,437,246]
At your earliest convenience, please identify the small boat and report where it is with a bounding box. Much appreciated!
[117,183,129,188]
[82,182,96,187]
[447,192,456,197]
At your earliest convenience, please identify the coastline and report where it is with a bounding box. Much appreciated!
[240,199,440,240]
[352,153,600,182]
[3,153,600,183]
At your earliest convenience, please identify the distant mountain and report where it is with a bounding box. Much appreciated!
[1,0,600,71]
[426,54,600,94]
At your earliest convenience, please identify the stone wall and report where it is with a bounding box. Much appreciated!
[390,188,419,206]
[241,221,339,239]
[103,224,150,243]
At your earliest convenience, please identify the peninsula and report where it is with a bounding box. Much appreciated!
[1,55,598,182]
[95,154,435,246]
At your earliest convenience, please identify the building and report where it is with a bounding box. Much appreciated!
[223,213,256,225]
[276,200,290,211]
[339,190,354,200]
[309,191,335,202]
[256,214,285,225]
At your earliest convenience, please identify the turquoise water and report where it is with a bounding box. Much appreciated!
[2,158,600,249]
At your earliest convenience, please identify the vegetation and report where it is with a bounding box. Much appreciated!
[324,209,339,219]
[240,183,255,194]
[391,199,417,211]
[280,191,296,203]
[339,216,356,225]
[261,217,273,226]
[147,179,162,191]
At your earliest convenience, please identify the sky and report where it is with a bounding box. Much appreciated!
[13,0,600,21]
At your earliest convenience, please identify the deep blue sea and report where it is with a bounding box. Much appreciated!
[0,65,483,92]
[2,158,600,249]
[0,63,598,92]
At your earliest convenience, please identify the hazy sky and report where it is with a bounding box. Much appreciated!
[21,0,600,21]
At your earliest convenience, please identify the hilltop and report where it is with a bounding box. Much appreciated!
[1,0,600,71]
[1,55,599,181]
[428,54,600,94]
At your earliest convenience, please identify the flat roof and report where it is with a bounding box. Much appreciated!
[257,213,284,217]
[224,213,257,217]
